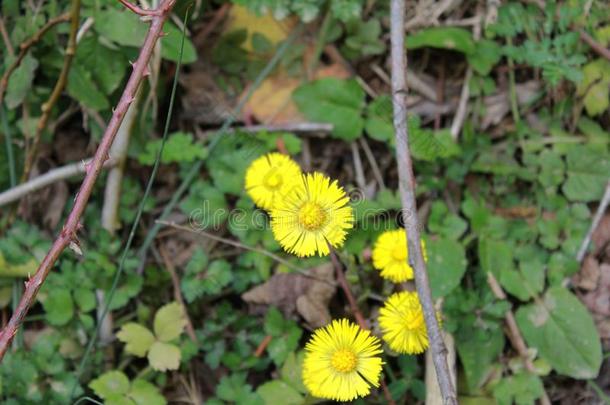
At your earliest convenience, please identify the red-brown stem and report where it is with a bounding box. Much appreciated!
[390,0,457,404]
[254,335,273,357]
[327,245,396,405]
[0,13,71,104]
[580,29,610,61]
[117,0,163,16]
[0,0,176,361]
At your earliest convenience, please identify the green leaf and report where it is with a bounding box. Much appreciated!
[153,302,186,342]
[89,371,130,400]
[128,379,167,405]
[406,27,475,54]
[256,380,303,405]
[516,287,602,379]
[467,39,502,75]
[161,22,197,64]
[147,341,181,371]
[293,78,365,140]
[73,288,96,312]
[562,145,610,202]
[67,64,109,110]
[43,289,74,326]
[280,351,307,393]
[478,239,513,281]
[5,53,38,109]
[94,8,148,47]
[493,372,544,405]
[116,323,155,357]
[138,132,207,165]
[427,237,467,299]
[364,95,393,142]
[577,59,610,116]
[264,307,286,336]
[179,181,228,230]
[497,260,544,302]
[456,327,504,391]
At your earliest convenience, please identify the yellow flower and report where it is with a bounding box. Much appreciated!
[302,319,383,402]
[245,152,302,210]
[379,291,432,354]
[372,229,427,283]
[270,172,353,257]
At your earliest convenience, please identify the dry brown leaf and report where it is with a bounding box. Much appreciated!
[580,263,610,339]
[574,256,601,291]
[591,214,610,258]
[241,263,336,328]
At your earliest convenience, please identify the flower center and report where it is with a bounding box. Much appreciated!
[298,202,328,231]
[331,349,358,373]
[391,245,407,261]
[264,172,283,190]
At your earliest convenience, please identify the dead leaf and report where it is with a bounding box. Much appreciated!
[574,256,600,291]
[241,263,336,328]
[481,81,540,129]
[243,62,351,124]
[224,5,296,53]
[580,263,610,338]
[592,214,610,258]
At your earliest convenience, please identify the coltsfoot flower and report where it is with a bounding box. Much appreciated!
[270,172,353,257]
[302,319,383,401]
[245,152,302,210]
[379,291,433,354]
[372,229,427,283]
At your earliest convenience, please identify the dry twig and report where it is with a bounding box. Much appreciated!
[0,0,177,361]
[577,181,610,262]
[0,157,117,207]
[390,0,457,403]
[0,12,71,104]
[21,0,82,182]
[487,272,551,405]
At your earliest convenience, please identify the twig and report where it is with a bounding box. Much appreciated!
[351,142,367,191]
[450,68,472,140]
[577,181,610,262]
[389,1,457,404]
[425,331,456,405]
[155,220,334,285]
[359,137,386,190]
[0,0,177,361]
[0,12,71,104]
[21,0,81,182]
[0,16,14,56]
[202,122,333,137]
[101,88,141,232]
[0,157,117,207]
[117,0,163,16]
[579,29,610,62]
[158,244,197,343]
[254,335,273,357]
[327,244,396,405]
[487,272,551,405]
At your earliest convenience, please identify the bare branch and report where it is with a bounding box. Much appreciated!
[390,0,457,403]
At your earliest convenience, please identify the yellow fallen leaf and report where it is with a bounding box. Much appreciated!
[225,5,296,53]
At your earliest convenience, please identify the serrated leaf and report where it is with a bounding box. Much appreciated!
[128,379,167,405]
[89,371,130,400]
[293,78,365,140]
[147,341,181,371]
[280,351,307,393]
[577,59,610,116]
[160,22,197,64]
[516,287,602,379]
[456,327,504,391]
[562,145,610,202]
[42,289,74,326]
[117,323,155,357]
[153,302,186,342]
[493,372,544,405]
[138,132,207,165]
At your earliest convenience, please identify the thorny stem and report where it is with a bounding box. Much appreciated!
[21,0,82,183]
[389,0,457,404]
[0,0,177,362]
[0,13,71,104]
